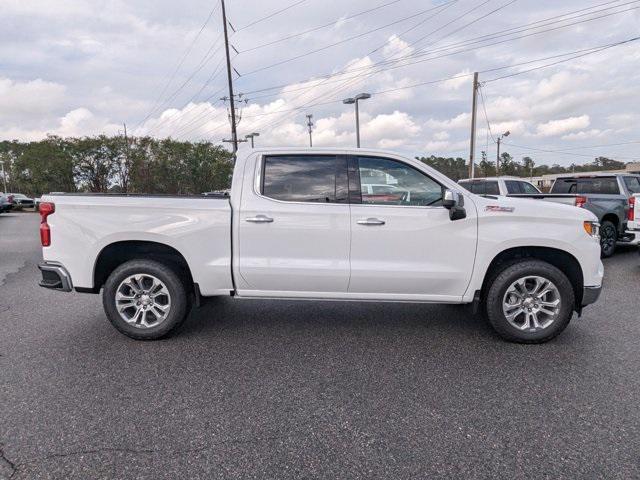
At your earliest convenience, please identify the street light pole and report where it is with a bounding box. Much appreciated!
[306,114,314,147]
[0,160,7,192]
[496,130,510,175]
[343,93,371,148]
[245,132,259,148]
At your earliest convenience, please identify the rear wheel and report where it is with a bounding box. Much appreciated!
[485,260,575,344]
[599,220,617,258]
[102,259,191,340]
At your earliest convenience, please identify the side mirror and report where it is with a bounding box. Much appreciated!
[442,189,466,221]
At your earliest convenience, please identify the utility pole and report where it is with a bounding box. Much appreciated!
[122,123,130,193]
[468,72,479,179]
[306,114,314,147]
[221,0,238,153]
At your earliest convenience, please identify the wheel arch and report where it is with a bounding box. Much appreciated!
[89,240,195,293]
[480,246,584,310]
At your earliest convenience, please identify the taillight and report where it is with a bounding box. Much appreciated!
[575,196,587,208]
[39,202,55,246]
[629,196,636,222]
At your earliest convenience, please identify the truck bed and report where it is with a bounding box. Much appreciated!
[507,193,579,206]
[41,193,234,296]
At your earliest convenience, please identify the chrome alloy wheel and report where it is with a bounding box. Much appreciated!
[502,275,561,332]
[115,274,171,328]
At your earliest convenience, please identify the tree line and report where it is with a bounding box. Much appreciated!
[0,135,234,196]
[0,135,630,195]
[416,152,629,181]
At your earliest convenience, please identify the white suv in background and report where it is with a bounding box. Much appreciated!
[459,177,542,196]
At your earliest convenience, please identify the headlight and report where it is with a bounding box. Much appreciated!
[583,221,600,238]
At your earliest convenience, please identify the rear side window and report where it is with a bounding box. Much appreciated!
[578,177,619,194]
[460,181,499,195]
[552,177,620,194]
[262,155,346,203]
[623,176,640,194]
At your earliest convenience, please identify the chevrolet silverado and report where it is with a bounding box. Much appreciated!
[38,148,604,344]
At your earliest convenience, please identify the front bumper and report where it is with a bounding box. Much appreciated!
[38,263,73,292]
[582,285,602,307]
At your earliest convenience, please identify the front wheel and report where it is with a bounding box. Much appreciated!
[102,259,191,340]
[485,260,575,344]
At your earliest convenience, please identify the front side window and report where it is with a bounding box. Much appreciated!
[357,156,443,206]
[519,181,541,194]
[623,176,640,194]
[262,155,345,203]
[505,181,522,194]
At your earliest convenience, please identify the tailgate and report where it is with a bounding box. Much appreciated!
[630,194,640,230]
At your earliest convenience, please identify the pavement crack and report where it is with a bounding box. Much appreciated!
[14,435,284,471]
[0,444,17,479]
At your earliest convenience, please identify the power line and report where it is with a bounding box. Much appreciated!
[239,2,457,77]
[135,3,221,128]
[483,35,640,83]
[235,35,639,122]
[241,0,477,136]
[478,84,495,143]
[237,0,308,31]
[237,0,639,99]
[238,0,406,53]
[502,142,640,161]
[145,57,227,136]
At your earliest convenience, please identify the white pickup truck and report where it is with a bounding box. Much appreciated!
[38,148,604,344]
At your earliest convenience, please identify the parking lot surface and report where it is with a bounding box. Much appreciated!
[1,211,639,479]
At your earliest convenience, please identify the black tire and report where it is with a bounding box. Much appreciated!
[485,259,575,344]
[599,220,617,258]
[102,259,191,340]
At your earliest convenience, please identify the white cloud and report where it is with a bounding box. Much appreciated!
[561,129,610,140]
[426,113,470,130]
[0,78,66,120]
[535,115,590,137]
[440,70,472,91]
[382,35,414,59]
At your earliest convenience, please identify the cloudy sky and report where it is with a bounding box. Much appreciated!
[2,0,640,165]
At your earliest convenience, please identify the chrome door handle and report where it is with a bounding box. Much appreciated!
[357,218,385,226]
[246,215,274,223]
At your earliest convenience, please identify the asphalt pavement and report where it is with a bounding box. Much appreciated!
[1,211,639,479]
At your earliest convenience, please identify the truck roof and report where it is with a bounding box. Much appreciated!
[458,176,533,182]
[553,172,640,179]
[242,147,406,157]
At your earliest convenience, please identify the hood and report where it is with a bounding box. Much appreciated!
[467,193,598,222]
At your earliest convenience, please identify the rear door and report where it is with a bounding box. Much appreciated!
[237,154,351,294]
[348,155,477,301]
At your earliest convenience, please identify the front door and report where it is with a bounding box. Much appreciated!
[348,155,477,301]
[237,154,351,295]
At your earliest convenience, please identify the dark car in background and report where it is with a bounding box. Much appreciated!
[8,193,35,210]
[0,193,14,213]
